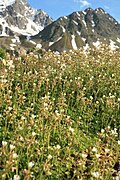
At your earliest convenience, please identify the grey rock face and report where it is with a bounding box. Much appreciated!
[0,0,53,36]
[32,8,120,51]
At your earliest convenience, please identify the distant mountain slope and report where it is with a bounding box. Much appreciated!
[32,8,120,52]
[0,4,120,52]
[0,0,53,36]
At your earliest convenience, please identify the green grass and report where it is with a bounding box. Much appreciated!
[0,46,120,179]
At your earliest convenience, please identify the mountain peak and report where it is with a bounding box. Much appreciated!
[95,7,105,11]
[31,8,120,52]
[84,7,93,12]
[0,5,120,52]
[0,0,53,37]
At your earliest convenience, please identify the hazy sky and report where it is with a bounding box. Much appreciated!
[28,0,120,22]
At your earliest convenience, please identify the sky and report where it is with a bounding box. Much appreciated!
[28,0,120,22]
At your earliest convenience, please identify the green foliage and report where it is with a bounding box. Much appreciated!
[0,47,120,179]
[0,47,6,59]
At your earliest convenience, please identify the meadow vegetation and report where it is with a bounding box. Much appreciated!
[0,46,120,179]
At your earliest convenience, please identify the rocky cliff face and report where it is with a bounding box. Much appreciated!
[0,0,53,36]
[32,8,120,51]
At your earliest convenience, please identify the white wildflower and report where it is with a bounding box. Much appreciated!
[55,110,60,116]
[105,148,110,153]
[2,141,7,146]
[90,96,93,100]
[2,174,6,178]
[31,114,36,119]
[82,153,87,158]
[18,126,23,130]
[2,59,6,66]
[92,147,97,152]
[23,96,26,100]
[1,79,7,83]
[13,153,18,159]
[69,127,74,133]
[13,175,20,180]
[92,171,100,178]
[47,154,52,160]
[28,162,34,168]
[56,145,61,149]
[21,116,25,120]
[95,154,101,158]
[10,144,15,150]
[101,129,105,133]
[43,102,48,107]
[8,107,12,111]
[111,128,117,135]
[32,132,36,136]
[118,98,120,102]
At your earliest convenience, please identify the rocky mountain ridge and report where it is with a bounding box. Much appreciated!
[0,2,120,52]
[31,8,120,52]
[0,0,53,36]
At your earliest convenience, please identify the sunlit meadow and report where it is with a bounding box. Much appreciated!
[0,46,120,179]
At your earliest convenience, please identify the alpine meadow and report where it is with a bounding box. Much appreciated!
[0,46,120,179]
[0,0,120,179]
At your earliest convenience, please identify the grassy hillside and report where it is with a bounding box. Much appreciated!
[0,46,120,179]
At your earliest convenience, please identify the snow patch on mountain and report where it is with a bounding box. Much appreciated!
[63,16,67,19]
[82,19,87,27]
[76,12,80,16]
[77,31,81,36]
[11,36,20,43]
[10,19,40,36]
[83,43,89,51]
[0,17,9,36]
[91,20,95,27]
[71,34,77,50]
[81,37,86,42]
[109,40,119,50]
[0,0,15,11]
[60,25,66,33]
[72,20,78,25]
[49,42,54,46]
[82,11,87,15]
[117,38,120,43]
[49,37,62,47]
[36,43,42,49]
[93,40,100,48]
[29,40,36,45]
